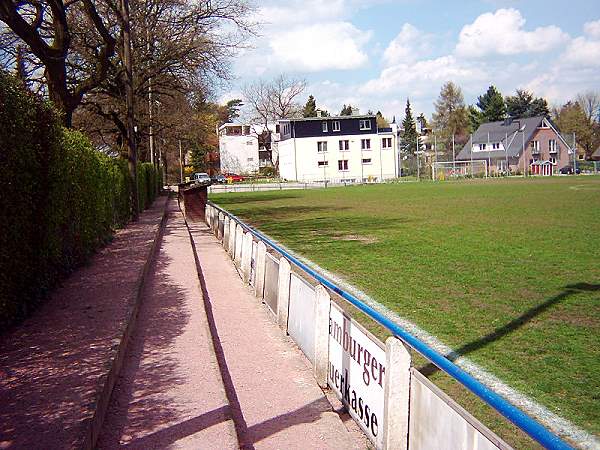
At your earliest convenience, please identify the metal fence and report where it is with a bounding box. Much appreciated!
[203,201,572,450]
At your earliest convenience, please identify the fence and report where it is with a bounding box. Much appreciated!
[202,201,572,450]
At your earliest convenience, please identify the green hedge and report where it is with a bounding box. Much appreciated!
[0,71,161,330]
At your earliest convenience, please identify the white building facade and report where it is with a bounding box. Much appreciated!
[218,124,259,174]
[278,115,399,183]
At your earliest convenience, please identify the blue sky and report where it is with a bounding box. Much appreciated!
[224,0,600,120]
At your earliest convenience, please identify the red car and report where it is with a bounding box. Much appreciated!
[223,173,244,182]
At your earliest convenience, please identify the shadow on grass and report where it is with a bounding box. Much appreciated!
[210,193,301,205]
[419,282,600,377]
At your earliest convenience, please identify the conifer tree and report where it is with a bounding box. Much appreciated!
[401,99,419,154]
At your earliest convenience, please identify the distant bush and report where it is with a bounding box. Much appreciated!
[0,71,160,330]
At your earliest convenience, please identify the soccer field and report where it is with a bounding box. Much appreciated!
[210,177,600,443]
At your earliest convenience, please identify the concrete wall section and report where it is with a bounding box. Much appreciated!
[287,274,317,364]
[409,370,511,450]
[263,254,279,316]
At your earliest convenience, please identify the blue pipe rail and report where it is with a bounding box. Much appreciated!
[207,201,573,450]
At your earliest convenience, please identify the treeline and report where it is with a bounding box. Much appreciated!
[0,71,160,330]
[400,82,600,159]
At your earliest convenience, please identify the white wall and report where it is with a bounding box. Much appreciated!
[219,135,260,174]
[279,133,397,182]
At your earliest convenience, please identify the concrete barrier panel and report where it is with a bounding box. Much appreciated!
[234,224,243,266]
[287,273,317,363]
[249,241,258,287]
[276,258,291,330]
[383,337,411,450]
[263,253,279,315]
[223,216,230,252]
[313,285,330,387]
[254,241,266,297]
[329,302,386,448]
[408,370,511,450]
[218,212,225,240]
[241,232,253,283]
[228,219,236,257]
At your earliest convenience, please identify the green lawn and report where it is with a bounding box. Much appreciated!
[210,177,600,446]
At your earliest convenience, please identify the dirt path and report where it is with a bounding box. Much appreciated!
[98,197,359,449]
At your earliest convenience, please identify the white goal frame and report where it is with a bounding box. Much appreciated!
[432,160,488,180]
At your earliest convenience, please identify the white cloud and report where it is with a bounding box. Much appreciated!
[583,19,600,39]
[361,55,487,94]
[269,22,371,71]
[455,8,569,57]
[382,23,432,66]
[561,36,600,67]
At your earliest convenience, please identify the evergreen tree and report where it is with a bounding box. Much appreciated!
[302,95,317,117]
[468,105,483,133]
[340,104,353,115]
[477,85,506,122]
[431,81,469,152]
[224,99,243,122]
[505,89,549,118]
[401,99,419,155]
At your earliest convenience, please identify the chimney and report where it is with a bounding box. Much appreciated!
[316,109,322,117]
[351,107,360,116]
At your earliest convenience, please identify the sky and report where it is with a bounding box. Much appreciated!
[221,0,600,121]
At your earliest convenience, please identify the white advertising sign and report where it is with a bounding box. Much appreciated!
[328,302,386,448]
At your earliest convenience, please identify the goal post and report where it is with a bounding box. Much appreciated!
[432,160,488,180]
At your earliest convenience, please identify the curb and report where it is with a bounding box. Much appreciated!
[82,193,171,450]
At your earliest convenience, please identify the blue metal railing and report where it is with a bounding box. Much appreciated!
[207,201,573,450]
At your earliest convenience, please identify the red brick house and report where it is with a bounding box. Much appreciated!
[457,116,574,175]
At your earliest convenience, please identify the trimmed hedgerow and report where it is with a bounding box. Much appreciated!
[0,71,161,330]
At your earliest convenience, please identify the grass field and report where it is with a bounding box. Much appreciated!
[210,176,600,446]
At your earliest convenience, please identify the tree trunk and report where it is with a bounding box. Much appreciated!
[121,0,138,220]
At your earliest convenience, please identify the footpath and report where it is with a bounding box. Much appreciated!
[1,194,360,450]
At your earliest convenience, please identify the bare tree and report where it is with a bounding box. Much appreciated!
[576,91,600,123]
[242,74,306,168]
[0,0,119,127]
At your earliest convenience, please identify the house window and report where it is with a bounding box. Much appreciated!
[382,137,392,149]
[246,141,254,145]
[332,121,340,132]
[338,160,349,171]
[478,143,487,151]
[247,157,254,162]
[549,140,557,152]
[318,161,329,167]
[549,157,557,164]
[359,119,371,130]
[339,140,349,151]
[530,141,540,152]
[362,158,372,164]
[361,139,371,150]
[492,142,500,150]
[322,121,328,132]
[317,141,327,152]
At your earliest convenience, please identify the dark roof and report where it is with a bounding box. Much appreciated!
[592,147,600,161]
[456,116,566,160]
[280,114,375,122]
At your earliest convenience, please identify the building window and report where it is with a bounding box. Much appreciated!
[492,142,500,150]
[338,160,349,171]
[318,161,329,167]
[549,139,557,152]
[530,140,540,152]
[549,157,557,164]
[247,157,254,162]
[332,121,340,132]
[362,158,372,164]
[339,140,349,151]
[478,143,487,151]
[359,119,371,130]
[246,141,254,145]
[322,121,328,132]
[317,141,327,152]
[361,139,371,150]
[382,137,392,149]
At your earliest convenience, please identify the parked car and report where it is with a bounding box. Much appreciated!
[223,173,244,182]
[192,172,211,184]
[559,165,581,175]
[211,174,226,184]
